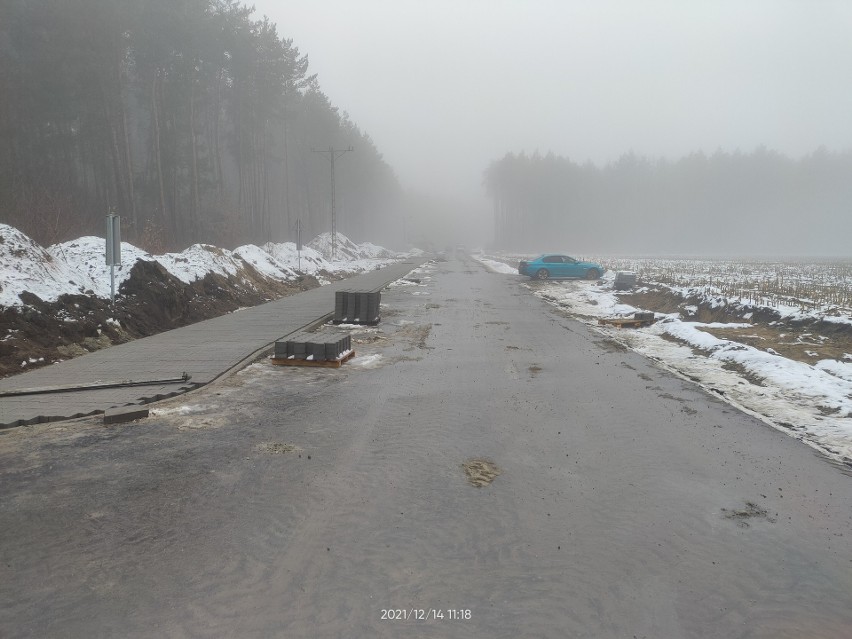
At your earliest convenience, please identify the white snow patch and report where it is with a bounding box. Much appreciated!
[1,224,405,308]
[816,359,852,383]
[352,354,383,368]
[475,257,518,274]
[1,224,97,306]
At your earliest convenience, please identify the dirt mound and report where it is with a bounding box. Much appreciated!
[618,288,783,324]
[0,260,320,378]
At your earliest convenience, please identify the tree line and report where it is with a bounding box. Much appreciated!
[483,148,852,256]
[0,0,401,250]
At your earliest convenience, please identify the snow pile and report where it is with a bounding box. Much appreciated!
[815,359,852,383]
[48,236,153,297]
[1,224,96,306]
[0,224,404,307]
[308,231,397,262]
[307,232,364,260]
[358,242,397,259]
[156,244,245,284]
[659,318,852,417]
[476,256,518,275]
[233,245,299,281]
[263,242,333,275]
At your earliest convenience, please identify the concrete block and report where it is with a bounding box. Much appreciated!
[104,406,150,425]
[307,342,327,361]
[614,271,637,290]
[333,291,381,324]
[273,341,288,358]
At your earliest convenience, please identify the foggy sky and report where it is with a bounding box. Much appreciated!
[253,0,852,234]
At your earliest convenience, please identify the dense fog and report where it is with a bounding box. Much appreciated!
[254,0,852,256]
[2,1,851,255]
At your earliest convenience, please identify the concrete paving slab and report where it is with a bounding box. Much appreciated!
[0,260,423,427]
[103,406,150,425]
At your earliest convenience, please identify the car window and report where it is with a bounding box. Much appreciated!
[543,255,560,263]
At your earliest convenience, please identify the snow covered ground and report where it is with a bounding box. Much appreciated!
[475,252,852,464]
[0,224,409,307]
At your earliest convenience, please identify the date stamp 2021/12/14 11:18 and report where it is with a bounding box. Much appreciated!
[380,609,471,621]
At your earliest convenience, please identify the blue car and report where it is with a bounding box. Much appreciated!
[518,254,605,280]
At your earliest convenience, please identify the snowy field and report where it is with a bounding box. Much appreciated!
[0,223,411,308]
[476,252,852,464]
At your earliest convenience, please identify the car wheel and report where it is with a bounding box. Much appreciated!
[585,268,601,280]
[536,269,550,280]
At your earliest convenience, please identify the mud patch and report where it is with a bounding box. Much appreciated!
[722,501,777,528]
[261,442,298,454]
[701,323,852,366]
[400,324,432,351]
[462,458,501,487]
[528,365,542,378]
[721,360,767,387]
[594,338,627,353]
[353,334,387,344]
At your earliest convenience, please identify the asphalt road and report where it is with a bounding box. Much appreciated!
[2,257,852,638]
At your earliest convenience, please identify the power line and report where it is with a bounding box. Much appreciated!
[311,146,353,260]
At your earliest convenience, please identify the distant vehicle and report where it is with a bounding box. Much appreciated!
[518,254,604,280]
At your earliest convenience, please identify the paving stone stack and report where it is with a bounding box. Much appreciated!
[333,290,381,325]
[274,333,352,361]
[614,271,637,290]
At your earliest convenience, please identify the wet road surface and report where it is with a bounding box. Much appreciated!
[2,258,852,638]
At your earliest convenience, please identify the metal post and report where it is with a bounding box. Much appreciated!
[296,218,302,272]
[105,212,121,306]
[330,147,336,257]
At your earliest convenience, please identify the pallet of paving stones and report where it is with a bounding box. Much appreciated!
[332,290,381,325]
[269,350,355,368]
[598,312,656,329]
[269,333,354,367]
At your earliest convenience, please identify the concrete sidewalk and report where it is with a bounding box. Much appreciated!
[0,260,423,427]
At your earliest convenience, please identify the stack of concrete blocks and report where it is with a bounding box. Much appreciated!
[614,271,637,290]
[274,333,352,362]
[333,290,381,325]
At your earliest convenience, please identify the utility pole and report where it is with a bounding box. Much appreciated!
[311,146,353,260]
